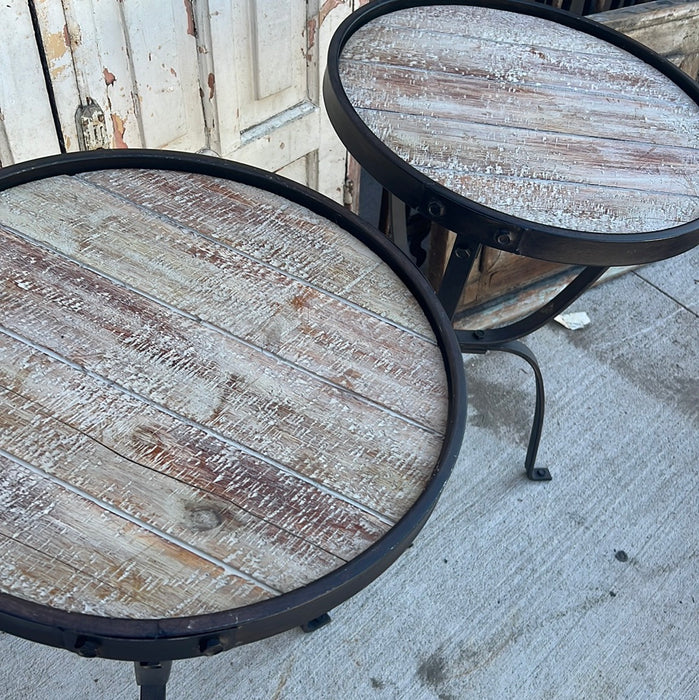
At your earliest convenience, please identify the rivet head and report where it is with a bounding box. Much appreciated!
[496,230,513,246]
[427,200,445,218]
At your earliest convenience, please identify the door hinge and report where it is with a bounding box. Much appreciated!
[76,100,110,150]
[343,176,355,208]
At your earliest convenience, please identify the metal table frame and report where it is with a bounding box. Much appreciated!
[323,0,699,480]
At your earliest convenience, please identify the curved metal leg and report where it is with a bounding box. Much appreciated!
[450,266,607,482]
[135,661,172,700]
[458,335,550,481]
[497,341,550,482]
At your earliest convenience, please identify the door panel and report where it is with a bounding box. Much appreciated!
[229,0,309,132]
[199,0,354,197]
[114,0,204,149]
[0,1,60,165]
[34,0,205,152]
[250,1,295,100]
[203,0,318,174]
[2,0,353,204]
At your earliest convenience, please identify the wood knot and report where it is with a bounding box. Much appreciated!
[186,506,222,532]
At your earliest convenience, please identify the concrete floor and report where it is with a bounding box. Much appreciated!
[1,248,696,699]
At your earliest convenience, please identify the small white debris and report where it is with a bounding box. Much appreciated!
[554,311,591,330]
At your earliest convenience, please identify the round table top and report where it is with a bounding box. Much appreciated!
[324,0,699,265]
[0,151,465,659]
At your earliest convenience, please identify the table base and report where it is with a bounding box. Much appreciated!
[384,193,607,480]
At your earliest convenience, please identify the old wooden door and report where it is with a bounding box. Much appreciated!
[0,0,359,203]
[0,2,61,166]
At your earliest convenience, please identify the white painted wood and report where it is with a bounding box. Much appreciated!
[228,0,308,132]
[115,0,204,149]
[277,152,318,192]
[251,0,294,99]
[1,1,351,203]
[201,0,324,190]
[318,1,356,201]
[194,0,355,197]
[0,115,12,166]
[0,1,60,164]
[27,0,81,152]
[33,0,205,152]
[233,103,321,178]
[191,0,224,156]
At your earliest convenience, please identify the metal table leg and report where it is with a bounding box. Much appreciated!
[494,340,549,482]
[134,661,172,700]
[435,235,607,480]
[301,612,332,633]
[381,205,607,481]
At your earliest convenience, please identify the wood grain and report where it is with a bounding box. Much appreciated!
[342,22,696,116]
[0,231,440,517]
[339,4,699,233]
[423,1,699,330]
[0,455,272,617]
[0,333,391,562]
[0,173,443,429]
[0,383,348,593]
[341,60,697,148]
[80,168,434,335]
[0,169,451,618]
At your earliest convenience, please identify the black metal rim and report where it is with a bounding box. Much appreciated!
[0,149,467,661]
[323,0,699,266]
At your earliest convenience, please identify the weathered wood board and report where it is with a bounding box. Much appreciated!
[593,0,699,80]
[0,169,450,618]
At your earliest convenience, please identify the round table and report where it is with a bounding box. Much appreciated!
[323,0,699,266]
[0,150,466,697]
[323,0,699,479]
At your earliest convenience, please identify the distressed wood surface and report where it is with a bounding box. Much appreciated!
[339,4,699,233]
[0,169,450,618]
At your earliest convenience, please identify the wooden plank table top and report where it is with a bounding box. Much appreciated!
[0,161,458,625]
[336,2,699,236]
